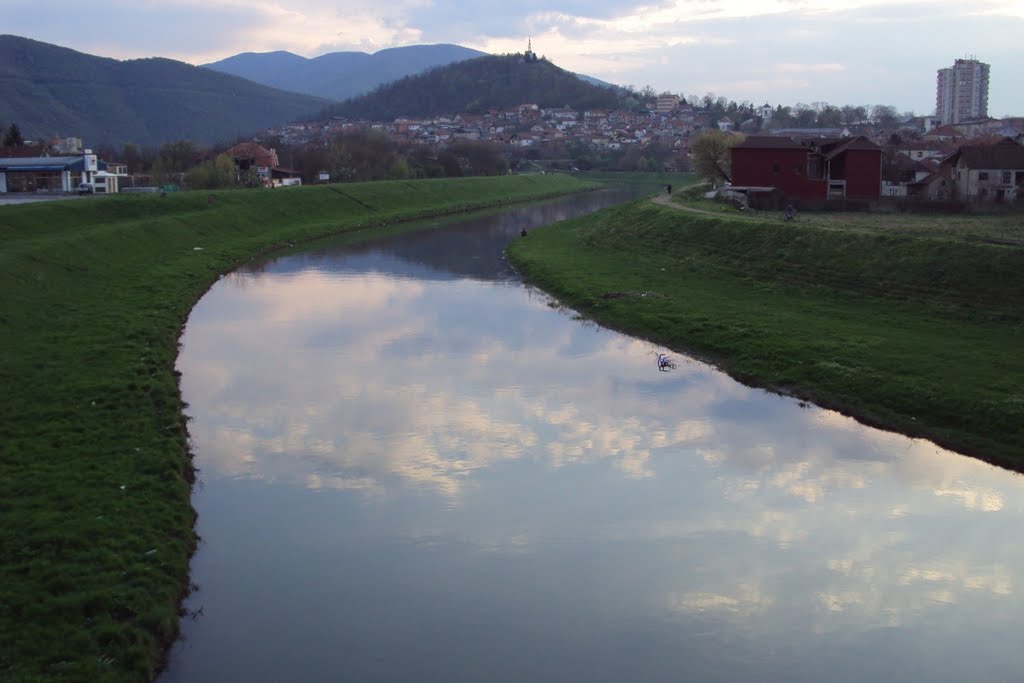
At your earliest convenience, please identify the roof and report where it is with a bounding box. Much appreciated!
[923,125,963,139]
[819,136,881,160]
[224,142,279,167]
[733,135,880,156]
[0,155,86,171]
[952,138,1024,170]
[733,136,806,150]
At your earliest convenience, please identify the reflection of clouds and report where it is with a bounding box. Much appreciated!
[182,268,738,497]
[179,254,1024,659]
[934,485,1005,512]
[669,583,774,617]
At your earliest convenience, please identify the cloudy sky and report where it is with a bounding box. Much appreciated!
[5,0,1023,115]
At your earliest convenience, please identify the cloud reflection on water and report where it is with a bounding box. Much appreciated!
[175,255,1024,679]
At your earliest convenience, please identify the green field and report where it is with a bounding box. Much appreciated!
[577,170,697,188]
[669,189,1024,243]
[508,199,1024,469]
[0,174,597,683]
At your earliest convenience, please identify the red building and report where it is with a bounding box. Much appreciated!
[731,136,882,201]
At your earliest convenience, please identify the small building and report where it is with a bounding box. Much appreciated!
[731,135,882,201]
[944,137,1024,202]
[657,95,680,114]
[224,142,280,186]
[0,150,107,193]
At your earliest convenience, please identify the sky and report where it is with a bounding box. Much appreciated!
[4,0,1023,116]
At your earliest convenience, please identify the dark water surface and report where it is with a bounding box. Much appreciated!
[162,189,1024,682]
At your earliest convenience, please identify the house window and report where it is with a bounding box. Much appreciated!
[978,172,989,181]
[1002,171,1012,184]
[772,162,780,173]
[794,165,801,175]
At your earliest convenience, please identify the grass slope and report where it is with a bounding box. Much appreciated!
[508,199,1024,468]
[0,174,596,682]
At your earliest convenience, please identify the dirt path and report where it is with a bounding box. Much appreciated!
[650,191,731,217]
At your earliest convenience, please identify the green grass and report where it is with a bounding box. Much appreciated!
[577,170,697,188]
[508,199,1024,468]
[0,174,598,683]
[671,194,1024,243]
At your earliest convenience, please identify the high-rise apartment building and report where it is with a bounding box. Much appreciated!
[936,58,990,125]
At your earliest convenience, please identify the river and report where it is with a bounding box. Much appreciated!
[161,188,1024,682]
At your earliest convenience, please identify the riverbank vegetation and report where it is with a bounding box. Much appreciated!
[0,174,597,682]
[507,199,1024,469]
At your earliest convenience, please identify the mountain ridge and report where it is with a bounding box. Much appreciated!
[0,34,329,148]
[203,44,488,102]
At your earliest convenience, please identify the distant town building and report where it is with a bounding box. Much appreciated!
[51,137,83,154]
[657,95,680,114]
[936,58,989,126]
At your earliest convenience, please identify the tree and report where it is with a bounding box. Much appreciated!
[185,153,237,189]
[157,140,200,173]
[691,129,743,184]
[120,143,143,173]
[328,129,398,182]
[870,105,899,125]
[3,123,25,147]
[840,105,867,125]
[448,140,508,176]
[794,103,817,127]
[816,104,843,127]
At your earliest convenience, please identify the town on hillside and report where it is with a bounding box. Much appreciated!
[1,57,1022,206]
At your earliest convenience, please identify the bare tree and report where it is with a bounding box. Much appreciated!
[691,129,744,184]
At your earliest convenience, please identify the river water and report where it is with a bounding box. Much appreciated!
[162,189,1024,682]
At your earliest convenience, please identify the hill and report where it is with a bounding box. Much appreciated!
[326,54,626,121]
[204,44,488,102]
[0,35,330,148]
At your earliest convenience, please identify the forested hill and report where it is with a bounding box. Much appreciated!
[0,35,329,147]
[326,55,626,120]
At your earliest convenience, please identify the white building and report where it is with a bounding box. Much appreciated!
[0,150,113,194]
[936,58,989,126]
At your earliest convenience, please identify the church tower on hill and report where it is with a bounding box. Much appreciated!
[524,39,538,63]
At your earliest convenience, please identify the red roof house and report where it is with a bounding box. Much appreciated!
[224,142,280,171]
[731,135,882,201]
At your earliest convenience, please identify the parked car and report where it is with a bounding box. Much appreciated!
[77,183,93,195]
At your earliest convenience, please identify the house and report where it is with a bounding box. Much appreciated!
[943,137,1024,202]
[922,124,964,144]
[896,141,956,162]
[731,135,882,201]
[224,142,281,186]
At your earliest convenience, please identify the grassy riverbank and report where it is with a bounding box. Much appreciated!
[0,174,596,682]
[507,199,1024,469]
